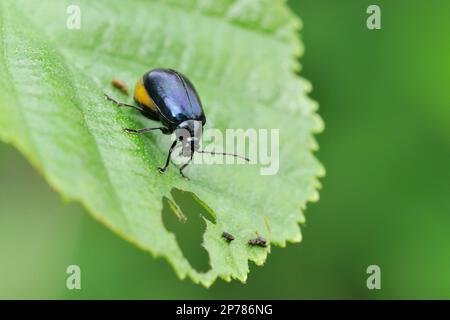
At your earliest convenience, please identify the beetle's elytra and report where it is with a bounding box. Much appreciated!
[105,68,249,178]
[134,69,206,130]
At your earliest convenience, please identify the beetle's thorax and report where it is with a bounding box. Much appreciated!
[176,120,202,154]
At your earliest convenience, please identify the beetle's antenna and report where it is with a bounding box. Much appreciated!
[198,150,250,162]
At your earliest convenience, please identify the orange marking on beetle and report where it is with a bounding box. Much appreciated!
[134,78,157,112]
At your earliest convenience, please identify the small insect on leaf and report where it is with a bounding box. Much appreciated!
[111,78,129,96]
[222,231,235,243]
[248,234,268,248]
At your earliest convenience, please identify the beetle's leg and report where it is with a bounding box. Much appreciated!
[123,127,166,134]
[104,93,144,112]
[179,154,193,180]
[158,140,178,173]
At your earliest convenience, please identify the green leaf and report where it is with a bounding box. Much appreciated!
[0,0,324,286]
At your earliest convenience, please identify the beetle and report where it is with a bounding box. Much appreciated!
[105,68,249,178]
[248,234,268,248]
[222,231,235,243]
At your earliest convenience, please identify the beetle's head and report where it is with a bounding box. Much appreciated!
[175,120,203,156]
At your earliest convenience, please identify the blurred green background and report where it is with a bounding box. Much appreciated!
[1,0,449,299]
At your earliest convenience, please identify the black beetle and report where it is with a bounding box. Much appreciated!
[105,68,248,178]
[222,231,235,243]
[248,234,268,248]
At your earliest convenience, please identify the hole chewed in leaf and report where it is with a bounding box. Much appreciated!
[162,188,216,273]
